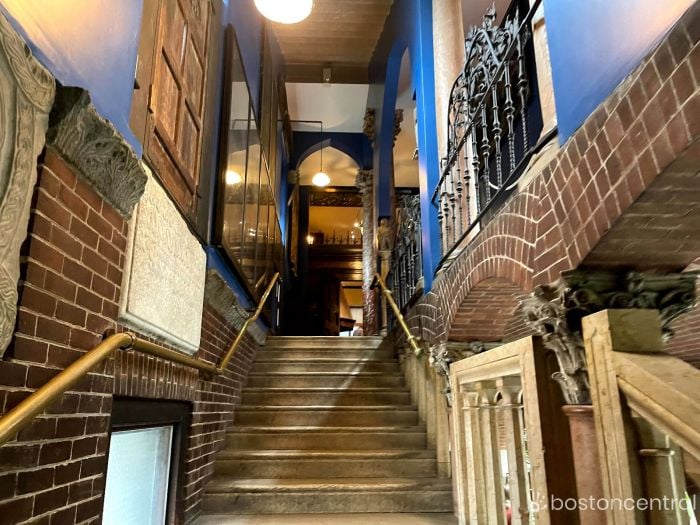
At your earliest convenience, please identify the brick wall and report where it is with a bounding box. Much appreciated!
[0,150,260,524]
[399,3,699,365]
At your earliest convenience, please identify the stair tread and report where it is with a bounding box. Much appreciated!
[254,358,397,363]
[230,425,426,433]
[217,449,437,459]
[237,405,417,411]
[206,477,453,493]
[243,386,409,393]
[248,371,403,377]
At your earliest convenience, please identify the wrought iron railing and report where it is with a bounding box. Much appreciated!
[432,0,546,265]
[387,194,423,311]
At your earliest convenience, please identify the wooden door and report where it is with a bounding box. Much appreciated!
[145,0,211,221]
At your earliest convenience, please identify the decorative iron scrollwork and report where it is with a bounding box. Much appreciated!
[435,1,542,261]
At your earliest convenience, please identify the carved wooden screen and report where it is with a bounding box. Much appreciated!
[145,0,211,221]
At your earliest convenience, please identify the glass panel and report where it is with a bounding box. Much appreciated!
[220,36,249,275]
[103,426,173,525]
[241,113,261,281]
[255,164,272,284]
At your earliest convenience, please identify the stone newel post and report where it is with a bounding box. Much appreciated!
[355,169,376,335]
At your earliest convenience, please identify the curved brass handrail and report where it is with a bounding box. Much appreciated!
[0,272,280,447]
[372,272,423,356]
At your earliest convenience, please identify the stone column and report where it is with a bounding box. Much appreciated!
[432,0,465,158]
[523,270,697,525]
[355,169,376,335]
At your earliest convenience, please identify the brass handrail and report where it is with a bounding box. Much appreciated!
[217,272,280,371]
[0,272,280,447]
[372,272,423,356]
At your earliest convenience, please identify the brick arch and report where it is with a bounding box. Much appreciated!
[447,277,527,342]
[434,187,539,341]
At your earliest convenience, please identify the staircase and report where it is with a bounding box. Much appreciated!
[201,336,453,515]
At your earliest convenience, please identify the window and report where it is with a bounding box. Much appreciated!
[104,427,173,525]
[214,26,284,299]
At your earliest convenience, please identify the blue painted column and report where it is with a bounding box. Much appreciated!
[411,0,440,291]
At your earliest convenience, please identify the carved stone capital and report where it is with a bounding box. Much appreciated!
[428,341,484,406]
[46,87,147,219]
[363,108,375,144]
[524,270,698,405]
[0,12,55,355]
[355,169,373,195]
[204,269,266,345]
[393,109,404,146]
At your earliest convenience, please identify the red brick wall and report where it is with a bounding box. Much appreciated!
[400,4,699,360]
[0,150,260,524]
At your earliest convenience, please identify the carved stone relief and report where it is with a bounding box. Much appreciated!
[119,164,206,354]
[523,270,698,405]
[0,13,55,356]
[46,87,147,219]
[428,341,489,405]
[355,169,376,334]
[204,269,266,345]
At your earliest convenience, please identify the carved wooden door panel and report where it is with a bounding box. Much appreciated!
[145,0,210,220]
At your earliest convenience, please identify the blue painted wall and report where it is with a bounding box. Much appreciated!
[545,0,693,141]
[368,0,440,290]
[290,132,373,171]
[0,0,143,151]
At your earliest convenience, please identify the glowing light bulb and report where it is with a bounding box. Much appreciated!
[226,169,242,185]
[254,0,313,24]
[312,171,330,187]
[306,235,315,245]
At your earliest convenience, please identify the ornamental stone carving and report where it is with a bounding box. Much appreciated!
[363,108,375,145]
[119,165,206,354]
[0,12,55,356]
[523,270,698,405]
[46,87,147,219]
[355,169,377,334]
[393,109,404,146]
[204,269,266,345]
[428,341,487,405]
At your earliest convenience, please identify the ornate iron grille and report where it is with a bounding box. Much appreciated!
[387,194,423,312]
[432,0,545,264]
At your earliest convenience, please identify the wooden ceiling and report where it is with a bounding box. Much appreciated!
[270,0,394,83]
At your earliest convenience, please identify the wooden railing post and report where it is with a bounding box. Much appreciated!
[581,309,662,525]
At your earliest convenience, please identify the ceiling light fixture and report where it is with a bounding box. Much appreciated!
[225,169,242,185]
[312,121,330,187]
[312,171,330,187]
[254,0,313,24]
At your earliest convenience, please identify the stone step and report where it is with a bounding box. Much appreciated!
[241,388,411,406]
[214,449,438,478]
[257,348,395,360]
[251,360,400,374]
[227,426,427,450]
[201,477,453,514]
[235,406,419,426]
[264,336,384,350]
[245,373,405,389]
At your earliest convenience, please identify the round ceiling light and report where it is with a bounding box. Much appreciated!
[312,171,330,187]
[225,169,242,185]
[254,0,313,24]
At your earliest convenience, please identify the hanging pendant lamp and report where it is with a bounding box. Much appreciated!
[255,0,313,24]
[312,122,330,187]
